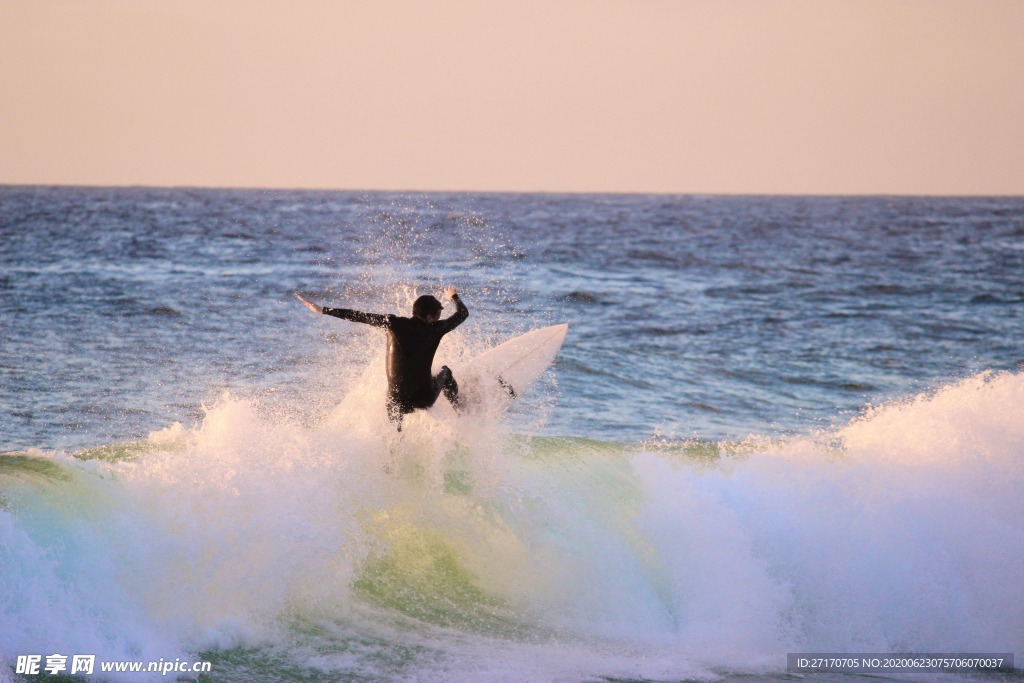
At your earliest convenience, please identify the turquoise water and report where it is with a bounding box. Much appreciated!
[2,188,1023,681]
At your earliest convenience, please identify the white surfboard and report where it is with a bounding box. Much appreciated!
[451,323,568,412]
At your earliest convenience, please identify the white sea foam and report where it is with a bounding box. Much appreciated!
[2,372,1022,681]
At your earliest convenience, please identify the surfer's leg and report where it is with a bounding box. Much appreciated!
[437,366,460,411]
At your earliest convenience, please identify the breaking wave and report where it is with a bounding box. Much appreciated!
[2,371,1022,681]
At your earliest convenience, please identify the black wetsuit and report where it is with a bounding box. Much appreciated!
[322,294,469,422]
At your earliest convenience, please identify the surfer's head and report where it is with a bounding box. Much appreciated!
[413,294,444,322]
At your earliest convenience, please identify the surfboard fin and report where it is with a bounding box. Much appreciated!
[497,376,517,399]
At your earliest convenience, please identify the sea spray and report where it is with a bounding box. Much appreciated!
[2,372,1023,681]
[631,371,1024,663]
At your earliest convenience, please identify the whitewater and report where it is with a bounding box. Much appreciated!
[2,188,1022,681]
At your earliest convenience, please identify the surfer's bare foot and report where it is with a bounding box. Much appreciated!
[295,293,322,314]
[443,286,457,300]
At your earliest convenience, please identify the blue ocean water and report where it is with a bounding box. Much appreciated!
[1,187,1023,682]
[3,188,1022,449]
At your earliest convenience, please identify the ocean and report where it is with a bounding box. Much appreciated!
[1,186,1022,682]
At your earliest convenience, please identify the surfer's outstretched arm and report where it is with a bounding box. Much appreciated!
[435,287,469,334]
[322,307,391,327]
[296,293,390,328]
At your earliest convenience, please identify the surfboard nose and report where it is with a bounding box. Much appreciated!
[456,322,570,407]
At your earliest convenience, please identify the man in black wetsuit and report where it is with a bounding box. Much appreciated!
[296,286,469,428]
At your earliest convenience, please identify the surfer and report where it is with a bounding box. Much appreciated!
[295,286,469,429]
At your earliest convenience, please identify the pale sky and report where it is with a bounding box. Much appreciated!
[1,1,1022,194]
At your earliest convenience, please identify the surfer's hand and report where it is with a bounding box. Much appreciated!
[443,286,457,300]
[295,293,323,314]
